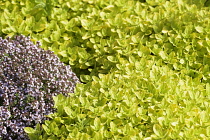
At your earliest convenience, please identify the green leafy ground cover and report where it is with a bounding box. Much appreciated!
[1,0,210,139]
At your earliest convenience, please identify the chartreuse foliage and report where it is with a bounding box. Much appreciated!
[1,0,210,139]
[26,58,210,139]
[1,0,210,82]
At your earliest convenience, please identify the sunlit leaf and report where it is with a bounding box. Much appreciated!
[24,127,36,134]
[153,124,163,137]
[195,26,204,33]
[94,117,101,131]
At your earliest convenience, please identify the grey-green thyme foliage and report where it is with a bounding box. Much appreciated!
[0,35,80,140]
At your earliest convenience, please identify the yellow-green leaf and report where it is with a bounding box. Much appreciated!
[24,127,36,134]
[153,124,163,137]
[195,26,204,33]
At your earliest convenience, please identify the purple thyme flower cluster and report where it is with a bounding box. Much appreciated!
[0,35,80,139]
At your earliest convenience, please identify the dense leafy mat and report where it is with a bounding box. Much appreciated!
[0,0,210,82]
[1,0,210,139]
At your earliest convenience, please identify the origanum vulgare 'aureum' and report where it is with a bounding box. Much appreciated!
[0,35,80,139]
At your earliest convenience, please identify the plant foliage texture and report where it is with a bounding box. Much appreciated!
[1,0,210,139]
[1,0,210,82]
[27,64,210,139]
[23,0,210,139]
[0,35,80,139]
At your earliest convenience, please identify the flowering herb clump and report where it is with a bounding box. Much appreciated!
[0,35,80,140]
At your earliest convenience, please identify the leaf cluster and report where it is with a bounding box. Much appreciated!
[1,0,210,139]
[1,0,210,83]
[27,57,210,139]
